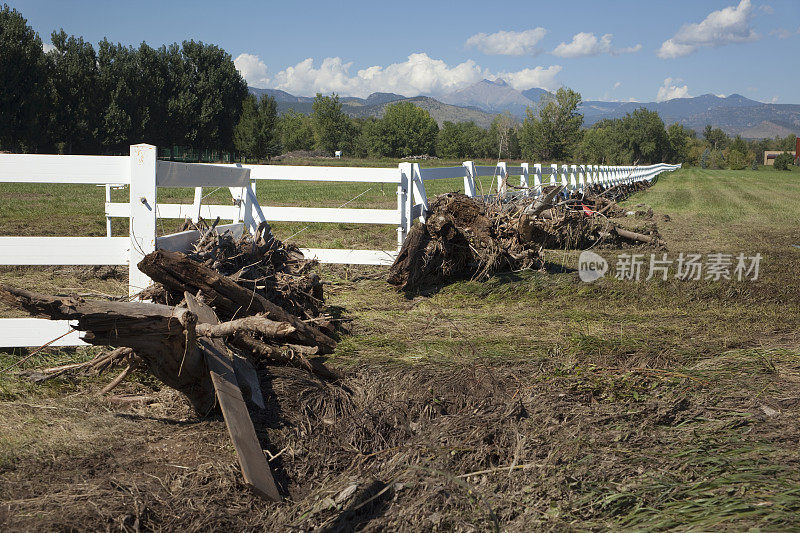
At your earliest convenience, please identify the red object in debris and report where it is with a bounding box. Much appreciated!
[796,137,800,163]
[582,203,594,216]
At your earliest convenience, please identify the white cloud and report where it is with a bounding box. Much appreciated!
[551,32,640,58]
[657,0,758,58]
[613,82,622,89]
[494,66,562,91]
[716,93,727,98]
[613,43,642,55]
[552,32,612,57]
[465,28,547,56]
[657,77,690,102]
[268,53,562,97]
[234,53,270,88]
[42,42,55,53]
[759,4,774,14]
[770,28,795,39]
[770,95,779,103]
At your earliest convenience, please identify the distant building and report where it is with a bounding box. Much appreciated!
[764,150,797,165]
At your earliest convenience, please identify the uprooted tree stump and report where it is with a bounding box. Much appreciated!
[388,184,665,292]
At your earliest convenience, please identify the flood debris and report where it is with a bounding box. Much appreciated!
[0,221,344,501]
[388,182,664,292]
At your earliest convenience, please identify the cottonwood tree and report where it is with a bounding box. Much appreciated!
[520,88,583,161]
[311,94,353,155]
[617,108,670,164]
[436,121,486,159]
[703,124,729,151]
[277,109,314,152]
[666,123,693,164]
[234,94,279,160]
[375,101,439,157]
[577,125,621,164]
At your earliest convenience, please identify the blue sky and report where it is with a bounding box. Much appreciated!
[10,0,800,103]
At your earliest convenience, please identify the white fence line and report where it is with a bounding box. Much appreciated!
[0,145,680,347]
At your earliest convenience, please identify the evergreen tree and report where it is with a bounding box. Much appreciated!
[0,4,47,151]
[46,30,101,153]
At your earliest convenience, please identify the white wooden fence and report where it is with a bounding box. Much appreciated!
[0,144,679,347]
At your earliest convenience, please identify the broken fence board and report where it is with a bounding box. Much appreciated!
[184,293,280,501]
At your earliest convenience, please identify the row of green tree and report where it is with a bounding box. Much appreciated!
[234,88,705,165]
[233,93,523,161]
[689,125,797,170]
[1,4,247,154]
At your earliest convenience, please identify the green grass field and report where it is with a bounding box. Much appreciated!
[1,164,799,531]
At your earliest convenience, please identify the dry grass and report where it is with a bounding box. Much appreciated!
[1,165,800,531]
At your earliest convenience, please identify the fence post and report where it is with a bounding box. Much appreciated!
[241,181,255,234]
[129,143,157,297]
[462,161,477,197]
[533,163,542,196]
[411,163,429,222]
[550,164,558,187]
[191,187,203,223]
[520,163,529,196]
[104,185,113,237]
[397,163,411,249]
[497,161,508,196]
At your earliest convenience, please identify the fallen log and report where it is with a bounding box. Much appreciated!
[0,283,341,410]
[0,284,216,412]
[524,186,564,218]
[138,250,336,354]
[612,226,664,246]
[196,315,296,340]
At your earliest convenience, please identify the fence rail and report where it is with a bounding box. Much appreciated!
[0,145,679,347]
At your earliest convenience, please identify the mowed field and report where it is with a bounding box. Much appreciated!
[1,164,799,531]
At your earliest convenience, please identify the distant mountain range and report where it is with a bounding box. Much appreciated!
[251,79,800,139]
[249,87,499,128]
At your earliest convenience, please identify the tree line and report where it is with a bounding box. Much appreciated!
[1,4,247,154]
[249,87,794,167]
[3,3,795,166]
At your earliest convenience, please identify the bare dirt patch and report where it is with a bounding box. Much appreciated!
[2,353,799,531]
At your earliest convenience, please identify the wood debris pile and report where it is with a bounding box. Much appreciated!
[146,219,326,321]
[0,222,342,501]
[388,183,664,292]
